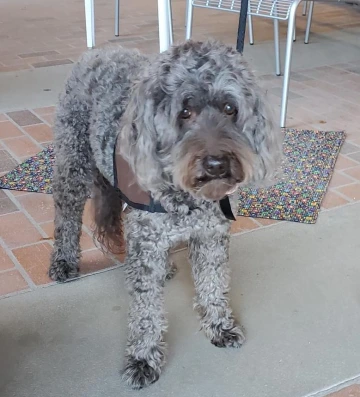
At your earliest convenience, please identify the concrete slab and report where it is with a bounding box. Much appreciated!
[0,65,72,113]
[245,26,360,75]
[1,203,360,397]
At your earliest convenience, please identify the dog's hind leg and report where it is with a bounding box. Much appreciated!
[122,217,168,389]
[49,104,93,282]
[189,220,246,348]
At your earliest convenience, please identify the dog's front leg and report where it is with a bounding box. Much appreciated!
[122,236,168,389]
[189,221,246,348]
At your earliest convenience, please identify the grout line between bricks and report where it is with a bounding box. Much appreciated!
[31,109,56,128]
[8,191,32,198]
[2,114,48,151]
[0,268,15,275]
[0,288,33,301]
[250,218,266,228]
[331,187,358,202]
[3,190,49,239]
[336,169,360,184]
[0,139,25,164]
[231,219,287,237]
[0,237,37,289]
[0,238,52,250]
[342,153,360,165]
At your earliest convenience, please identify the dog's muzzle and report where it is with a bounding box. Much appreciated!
[202,155,230,179]
[195,154,244,187]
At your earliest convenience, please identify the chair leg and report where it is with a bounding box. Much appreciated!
[185,0,193,40]
[85,0,95,48]
[302,1,307,16]
[280,0,301,128]
[293,18,296,41]
[304,1,314,44]
[115,0,120,37]
[248,14,254,45]
[158,0,171,52]
[274,18,281,76]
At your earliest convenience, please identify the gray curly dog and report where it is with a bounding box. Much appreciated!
[49,40,282,389]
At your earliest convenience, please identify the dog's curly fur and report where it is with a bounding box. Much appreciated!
[49,40,282,389]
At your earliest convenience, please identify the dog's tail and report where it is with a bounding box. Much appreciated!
[92,169,125,254]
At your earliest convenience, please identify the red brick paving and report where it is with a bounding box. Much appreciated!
[325,385,360,397]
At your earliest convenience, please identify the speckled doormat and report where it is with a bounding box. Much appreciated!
[0,144,54,194]
[237,129,345,223]
[0,129,345,224]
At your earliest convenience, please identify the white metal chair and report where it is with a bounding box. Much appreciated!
[84,0,173,52]
[114,0,173,45]
[185,0,305,127]
[247,1,314,50]
[304,1,314,44]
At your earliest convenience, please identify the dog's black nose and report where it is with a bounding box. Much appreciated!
[203,155,230,178]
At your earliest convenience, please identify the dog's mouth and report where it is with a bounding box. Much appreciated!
[191,174,242,201]
[195,173,232,185]
[175,149,246,201]
[187,156,244,201]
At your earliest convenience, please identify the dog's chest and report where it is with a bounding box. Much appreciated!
[124,202,230,250]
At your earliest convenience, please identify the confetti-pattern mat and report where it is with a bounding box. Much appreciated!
[0,129,345,224]
[0,145,54,194]
[237,129,345,223]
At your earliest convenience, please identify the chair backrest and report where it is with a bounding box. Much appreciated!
[192,0,241,13]
[191,0,298,20]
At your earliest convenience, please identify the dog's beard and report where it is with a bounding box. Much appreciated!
[171,131,285,201]
[195,179,238,201]
[173,149,249,201]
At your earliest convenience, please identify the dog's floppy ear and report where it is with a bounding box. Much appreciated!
[252,87,283,178]
[250,87,283,180]
[216,47,283,180]
[229,52,283,180]
[120,73,167,192]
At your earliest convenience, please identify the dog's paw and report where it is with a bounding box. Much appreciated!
[165,260,178,281]
[49,259,79,282]
[211,325,246,348]
[123,358,161,389]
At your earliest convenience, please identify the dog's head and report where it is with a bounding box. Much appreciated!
[121,40,283,201]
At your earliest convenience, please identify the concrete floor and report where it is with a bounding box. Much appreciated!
[1,203,360,397]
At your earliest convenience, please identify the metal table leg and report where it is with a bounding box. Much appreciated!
[236,0,248,53]
[115,0,120,36]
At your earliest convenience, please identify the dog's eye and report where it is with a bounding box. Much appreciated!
[179,108,192,119]
[223,103,237,116]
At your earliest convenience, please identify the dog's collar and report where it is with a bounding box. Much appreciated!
[113,145,236,221]
[219,196,236,221]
